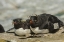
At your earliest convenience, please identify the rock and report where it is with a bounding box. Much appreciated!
[0,39,9,42]
[55,27,64,34]
[10,40,17,42]
[43,34,49,37]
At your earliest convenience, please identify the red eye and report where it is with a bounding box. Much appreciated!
[30,20,33,24]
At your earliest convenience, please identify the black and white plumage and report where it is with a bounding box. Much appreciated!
[29,13,64,33]
[13,18,35,36]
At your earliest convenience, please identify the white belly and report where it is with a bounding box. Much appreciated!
[30,27,49,34]
[15,28,30,36]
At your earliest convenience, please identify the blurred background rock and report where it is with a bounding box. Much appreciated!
[0,0,64,31]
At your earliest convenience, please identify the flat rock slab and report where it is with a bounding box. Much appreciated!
[0,32,64,42]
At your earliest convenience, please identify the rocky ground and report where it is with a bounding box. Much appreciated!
[0,27,64,42]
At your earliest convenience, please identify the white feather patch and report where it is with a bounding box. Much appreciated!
[30,26,49,34]
[15,28,30,36]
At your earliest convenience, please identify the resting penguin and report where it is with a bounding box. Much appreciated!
[13,18,33,37]
[29,13,64,33]
[30,21,53,34]
[0,24,5,33]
